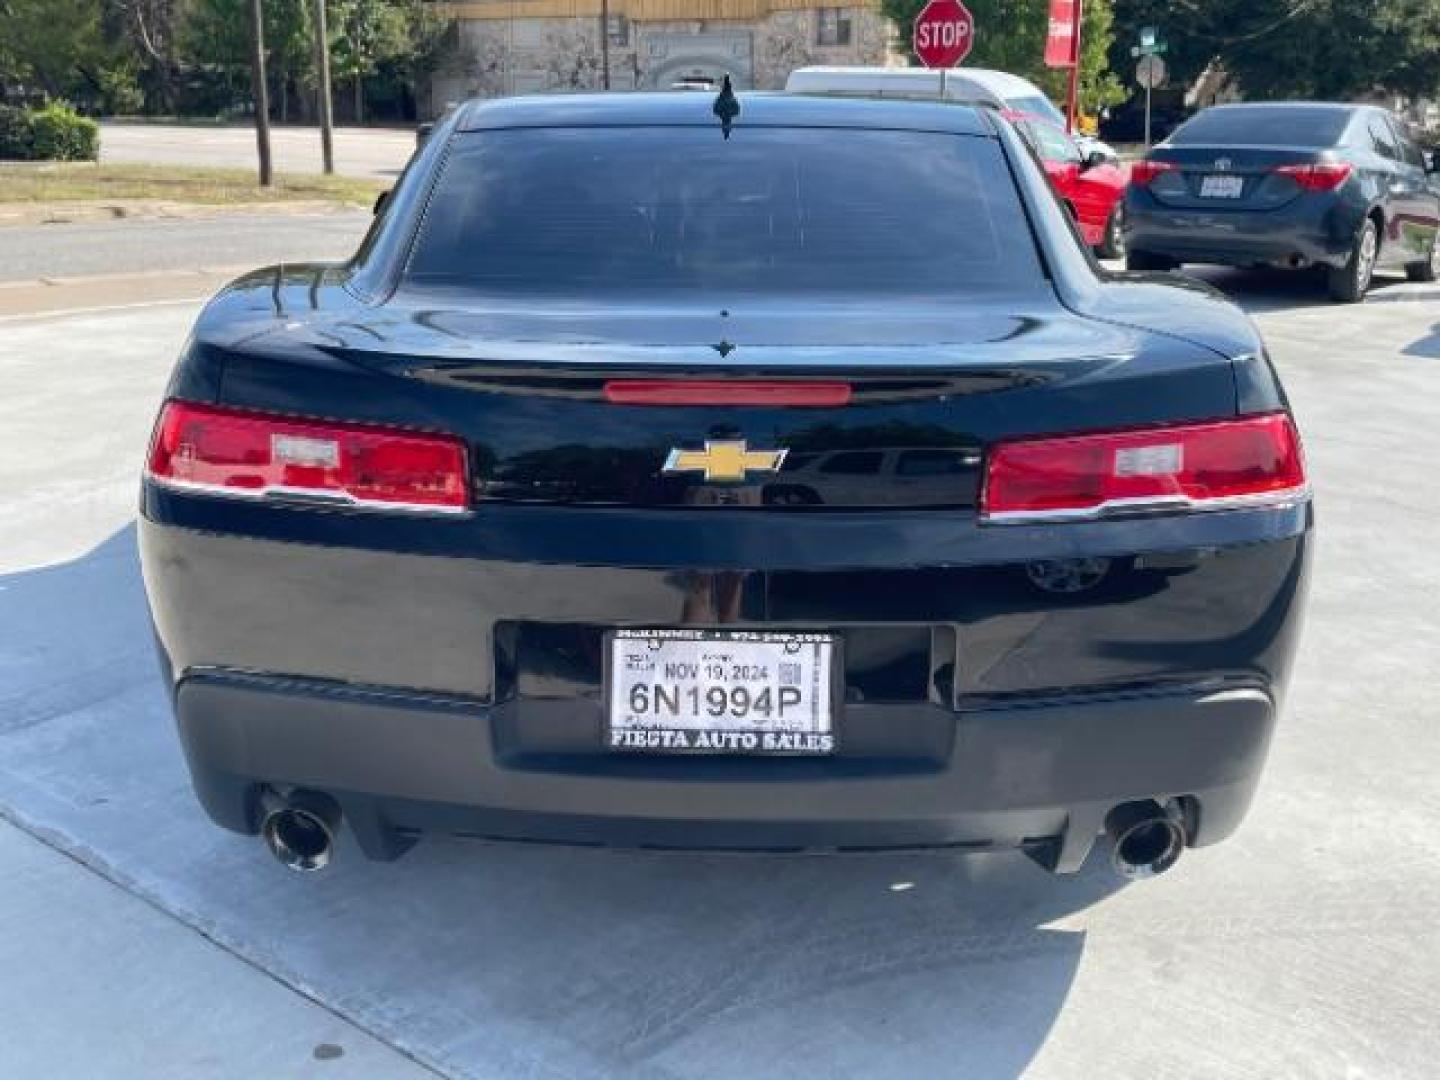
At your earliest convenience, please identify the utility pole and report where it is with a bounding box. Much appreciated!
[247,0,273,186]
[314,0,335,174]
[600,0,611,90]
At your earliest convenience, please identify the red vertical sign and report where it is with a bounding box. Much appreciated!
[1044,0,1079,68]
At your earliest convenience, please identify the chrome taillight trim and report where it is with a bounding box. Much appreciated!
[980,484,1311,526]
[144,474,472,517]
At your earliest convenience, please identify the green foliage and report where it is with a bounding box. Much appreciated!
[0,106,35,159]
[1111,0,1440,100]
[330,0,413,82]
[95,60,147,115]
[0,0,107,100]
[172,0,449,120]
[0,102,100,161]
[877,0,1127,115]
[183,0,313,80]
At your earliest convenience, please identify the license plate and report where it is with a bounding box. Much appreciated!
[1199,174,1245,199]
[607,629,836,755]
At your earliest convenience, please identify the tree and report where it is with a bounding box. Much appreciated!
[1110,0,1440,101]
[183,0,312,119]
[877,0,1128,115]
[103,0,185,112]
[0,0,108,99]
[329,0,409,121]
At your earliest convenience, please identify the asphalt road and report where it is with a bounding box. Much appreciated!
[0,211,371,283]
[1,265,1438,1078]
[100,121,417,180]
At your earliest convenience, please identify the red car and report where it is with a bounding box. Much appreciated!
[1006,110,1129,258]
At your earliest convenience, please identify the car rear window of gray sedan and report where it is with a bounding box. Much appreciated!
[405,127,1046,295]
[1169,107,1351,147]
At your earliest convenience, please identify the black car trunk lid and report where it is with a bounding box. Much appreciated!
[221,290,1239,511]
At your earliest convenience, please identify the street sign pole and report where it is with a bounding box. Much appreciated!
[1133,29,1166,149]
[912,0,975,88]
[1065,0,1083,133]
[1145,78,1152,148]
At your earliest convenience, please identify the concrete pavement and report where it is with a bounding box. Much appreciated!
[100,122,417,181]
[0,267,1438,1077]
[0,818,434,1079]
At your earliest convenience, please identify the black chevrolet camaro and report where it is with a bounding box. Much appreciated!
[139,93,1312,879]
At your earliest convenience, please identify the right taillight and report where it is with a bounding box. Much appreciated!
[1130,160,1178,186]
[981,413,1307,523]
[1272,162,1352,192]
[145,400,470,513]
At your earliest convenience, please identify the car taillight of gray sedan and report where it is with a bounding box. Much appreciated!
[139,91,1312,881]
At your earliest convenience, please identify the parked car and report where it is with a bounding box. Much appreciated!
[1126,101,1440,301]
[1007,109,1129,257]
[785,65,1119,162]
[140,94,1310,881]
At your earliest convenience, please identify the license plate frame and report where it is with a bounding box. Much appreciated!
[604,629,840,756]
[1199,174,1245,199]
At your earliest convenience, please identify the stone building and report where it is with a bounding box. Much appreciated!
[428,0,891,112]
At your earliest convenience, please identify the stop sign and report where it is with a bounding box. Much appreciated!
[913,0,975,69]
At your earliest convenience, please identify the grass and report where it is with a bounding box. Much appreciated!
[0,162,383,208]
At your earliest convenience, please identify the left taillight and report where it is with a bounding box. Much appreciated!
[981,413,1307,524]
[145,400,470,513]
[1129,160,1178,186]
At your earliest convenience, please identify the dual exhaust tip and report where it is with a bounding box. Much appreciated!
[258,791,1188,878]
[261,790,341,873]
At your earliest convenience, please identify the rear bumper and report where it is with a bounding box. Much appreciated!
[1125,189,1358,268]
[176,668,1274,872]
[140,489,1310,872]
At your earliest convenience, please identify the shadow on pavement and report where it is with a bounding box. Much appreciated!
[0,525,1124,1078]
[1181,265,1439,316]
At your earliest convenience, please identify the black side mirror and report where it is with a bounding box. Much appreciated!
[373,190,390,216]
[1081,149,1108,171]
[1428,149,1440,174]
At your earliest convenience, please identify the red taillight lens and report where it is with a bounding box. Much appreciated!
[981,413,1307,522]
[1272,162,1352,192]
[145,401,469,512]
[1130,160,1178,186]
[603,380,852,407]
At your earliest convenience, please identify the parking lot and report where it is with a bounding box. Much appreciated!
[1,259,1438,1078]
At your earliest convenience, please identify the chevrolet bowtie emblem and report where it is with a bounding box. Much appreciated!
[663,440,787,483]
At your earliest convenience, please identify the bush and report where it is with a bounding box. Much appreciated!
[28,103,100,161]
[0,102,100,162]
[0,105,33,160]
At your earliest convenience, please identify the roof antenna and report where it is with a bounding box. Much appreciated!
[712,75,740,140]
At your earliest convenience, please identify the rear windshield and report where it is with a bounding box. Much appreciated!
[405,127,1045,296]
[1169,106,1350,147]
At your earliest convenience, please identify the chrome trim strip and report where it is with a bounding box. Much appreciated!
[144,474,472,517]
[981,484,1311,525]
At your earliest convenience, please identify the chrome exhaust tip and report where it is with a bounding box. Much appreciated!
[261,791,340,872]
[1106,800,1186,880]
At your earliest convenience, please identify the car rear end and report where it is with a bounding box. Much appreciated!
[139,97,1312,876]
[1126,104,1365,270]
